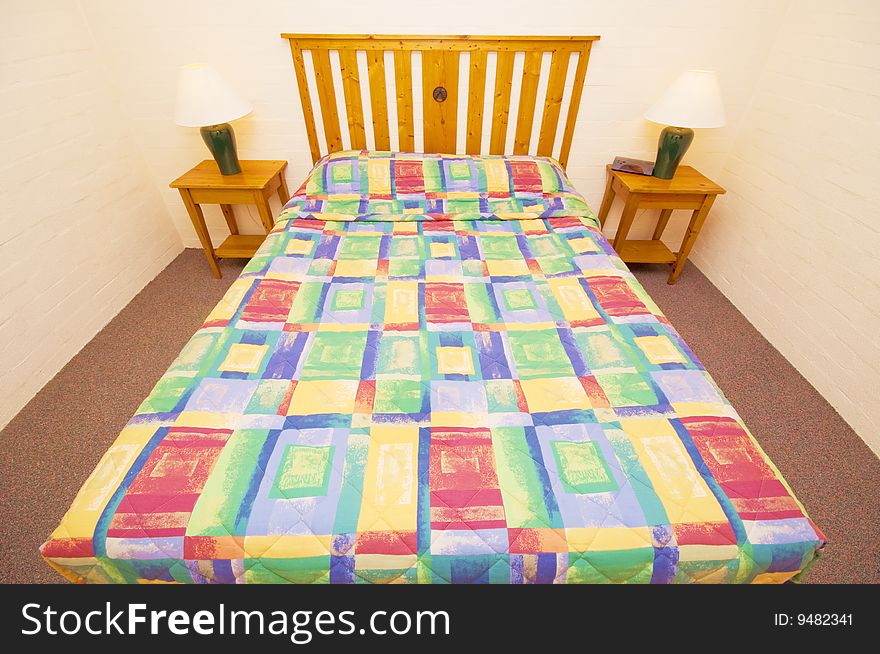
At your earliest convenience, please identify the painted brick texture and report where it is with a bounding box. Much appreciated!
[0,1,183,428]
[692,0,880,452]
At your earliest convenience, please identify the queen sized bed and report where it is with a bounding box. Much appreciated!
[41,150,825,583]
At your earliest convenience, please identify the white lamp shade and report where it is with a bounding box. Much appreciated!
[174,64,253,127]
[644,70,726,129]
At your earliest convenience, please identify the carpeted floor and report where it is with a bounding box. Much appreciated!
[1,249,878,583]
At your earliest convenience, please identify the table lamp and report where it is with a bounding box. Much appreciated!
[644,69,725,179]
[174,64,253,175]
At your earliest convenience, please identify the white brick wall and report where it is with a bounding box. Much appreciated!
[0,1,183,428]
[692,0,880,453]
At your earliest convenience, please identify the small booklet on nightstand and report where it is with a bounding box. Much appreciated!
[611,156,654,176]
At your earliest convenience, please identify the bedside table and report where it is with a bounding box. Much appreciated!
[170,160,290,278]
[597,164,725,284]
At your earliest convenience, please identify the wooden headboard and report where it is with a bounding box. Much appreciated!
[281,34,600,168]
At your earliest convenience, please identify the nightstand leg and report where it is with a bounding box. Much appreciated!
[652,209,673,240]
[612,193,640,252]
[669,195,716,284]
[180,189,221,279]
[220,204,238,235]
[597,169,615,228]
[277,176,291,205]
[254,191,275,234]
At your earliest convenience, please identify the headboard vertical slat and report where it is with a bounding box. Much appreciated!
[422,50,459,153]
[311,49,343,153]
[536,50,570,158]
[366,51,391,149]
[513,51,543,155]
[393,50,415,151]
[282,34,599,165]
[289,44,322,163]
[465,50,487,154]
[557,43,593,168]
[338,49,367,149]
[489,51,515,155]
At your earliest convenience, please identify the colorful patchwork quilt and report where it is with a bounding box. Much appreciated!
[41,151,825,584]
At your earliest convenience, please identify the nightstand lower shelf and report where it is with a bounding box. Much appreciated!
[617,240,677,264]
[215,235,266,259]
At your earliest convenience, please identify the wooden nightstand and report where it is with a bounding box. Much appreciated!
[597,164,725,284]
[170,160,290,278]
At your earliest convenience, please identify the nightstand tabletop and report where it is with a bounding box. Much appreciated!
[170,160,288,190]
[605,164,726,195]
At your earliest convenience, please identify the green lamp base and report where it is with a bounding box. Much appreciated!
[200,123,241,175]
[653,126,694,179]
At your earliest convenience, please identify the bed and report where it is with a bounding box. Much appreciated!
[41,35,825,584]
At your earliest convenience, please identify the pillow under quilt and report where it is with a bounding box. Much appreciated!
[280,150,597,224]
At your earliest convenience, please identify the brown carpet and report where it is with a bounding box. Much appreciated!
[1,250,877,583]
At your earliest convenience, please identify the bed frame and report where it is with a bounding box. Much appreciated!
[282,34,600,168]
